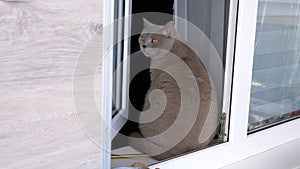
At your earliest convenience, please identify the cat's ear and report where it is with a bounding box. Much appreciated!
[143,18,154,27]
[162,21,176,37]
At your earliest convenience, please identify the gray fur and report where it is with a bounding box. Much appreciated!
[128,19,219,160]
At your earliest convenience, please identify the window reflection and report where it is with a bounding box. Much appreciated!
[249,0,300,132]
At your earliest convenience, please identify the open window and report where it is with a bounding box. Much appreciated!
[102,0,300,168]
[109,0,234,168]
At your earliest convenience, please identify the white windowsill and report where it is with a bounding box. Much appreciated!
[222,138,300,169]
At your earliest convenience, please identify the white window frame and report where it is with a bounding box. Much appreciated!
[110,0,132,140]
[102,0,300,168]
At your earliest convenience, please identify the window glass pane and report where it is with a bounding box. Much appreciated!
[112,0,125,116]
[248,0,300,133]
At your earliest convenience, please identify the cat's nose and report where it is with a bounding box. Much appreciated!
[142,45,147,48]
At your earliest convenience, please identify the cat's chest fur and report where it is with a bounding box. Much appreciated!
[141,44,211,134]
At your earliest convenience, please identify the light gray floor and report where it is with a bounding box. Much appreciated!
[0,0,103,168]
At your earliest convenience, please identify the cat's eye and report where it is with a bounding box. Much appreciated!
[151,38,158,44]
[140,35,146,42]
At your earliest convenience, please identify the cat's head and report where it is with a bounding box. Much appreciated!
[139,18,178,59]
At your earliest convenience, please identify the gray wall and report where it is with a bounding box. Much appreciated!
[176,0,225,57]
[176,0,226,111]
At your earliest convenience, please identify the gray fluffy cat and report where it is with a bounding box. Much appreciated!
[128,18,219,160]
